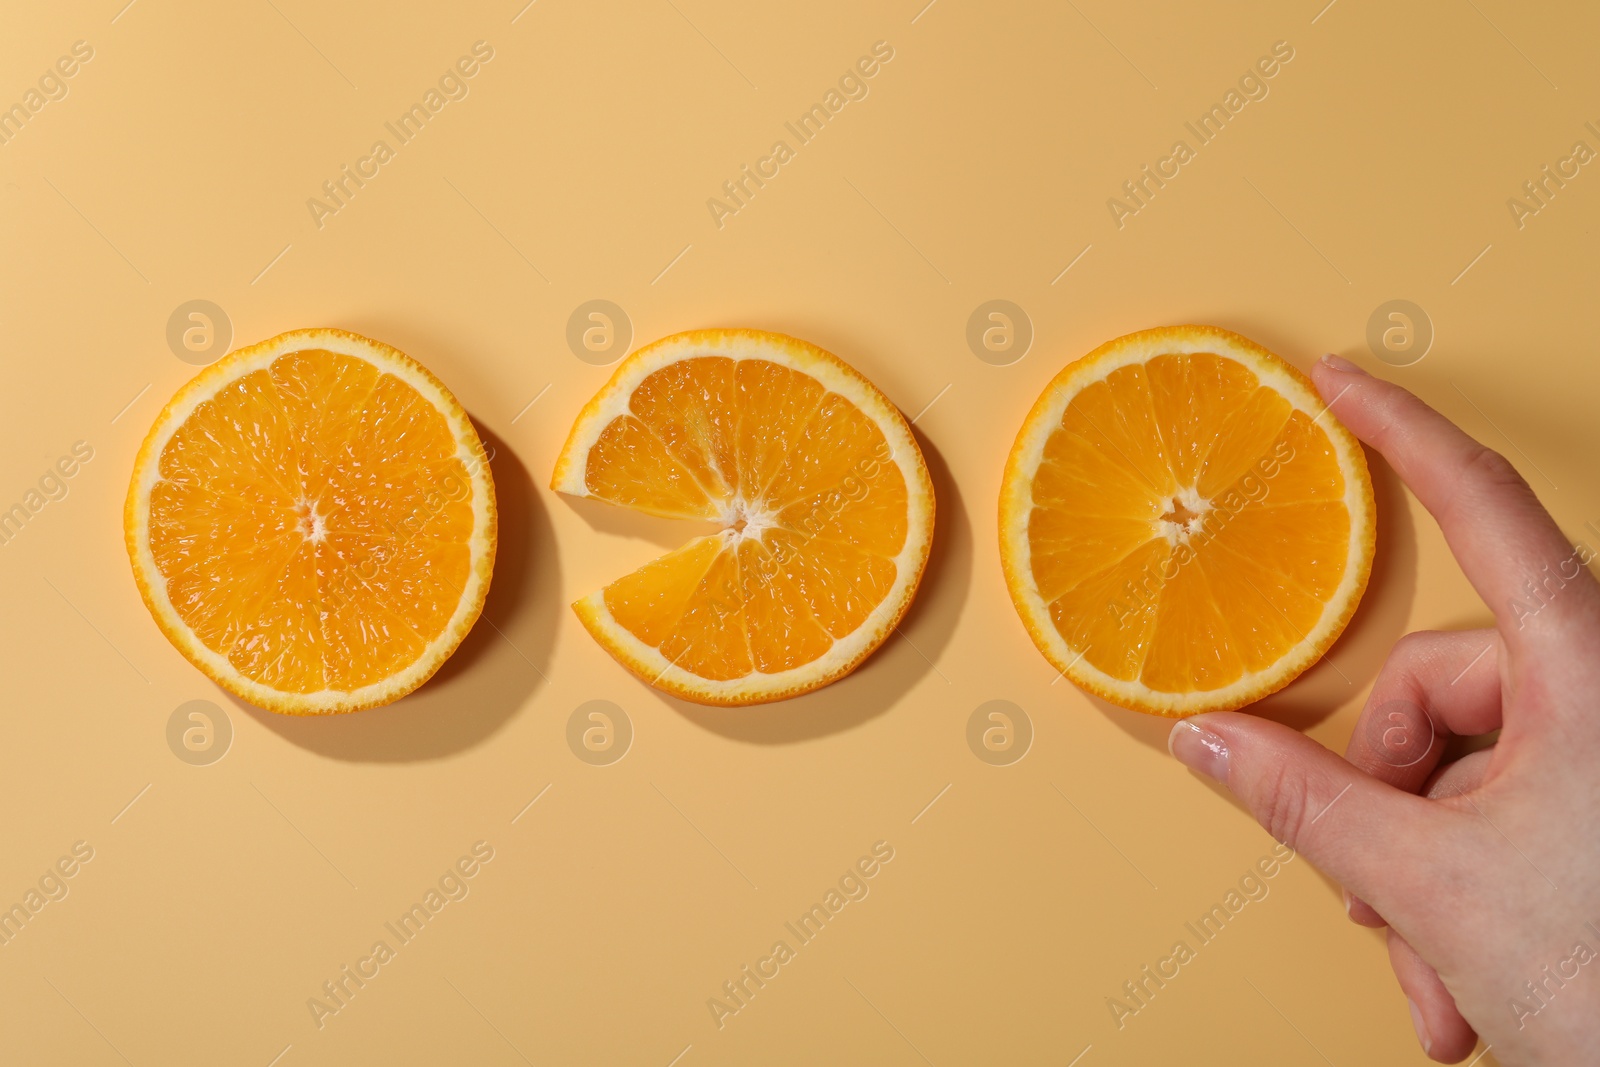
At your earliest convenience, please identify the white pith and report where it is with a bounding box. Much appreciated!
[1156,486,1210,547]
[295,499,330,544]
[719,494,778,542]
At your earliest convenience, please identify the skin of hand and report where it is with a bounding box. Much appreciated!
[1167,354,1600,1065]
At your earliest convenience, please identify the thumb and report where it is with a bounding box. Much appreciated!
[1168,711,1441,916]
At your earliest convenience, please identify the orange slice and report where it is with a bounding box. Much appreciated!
[999,325,1374,716]
[125,328,497,715]
[551,329,935,706]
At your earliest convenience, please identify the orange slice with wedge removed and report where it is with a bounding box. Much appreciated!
[552,328,935,706]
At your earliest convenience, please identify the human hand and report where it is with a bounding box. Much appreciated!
[1167,354,1600,1064]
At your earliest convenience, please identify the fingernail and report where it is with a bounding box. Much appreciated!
[1168,717,1230,783]
[1320,353,1369,375]
[1408,998,1431,1055]
[1342,888,1352,917]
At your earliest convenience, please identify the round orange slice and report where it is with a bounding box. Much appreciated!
[551,328,935,706]
[999,325,1374,716]
[125,328,497,715]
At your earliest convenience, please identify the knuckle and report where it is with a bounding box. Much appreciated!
[1389,629,1432,664]
[1386,629,1449,679]
[1366,385,1426,450]
[1254,759,1317,848]
[1460,444,1525,492]
[1441,445,1527,527]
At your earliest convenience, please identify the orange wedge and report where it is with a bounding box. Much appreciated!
[552,328,934,706]
[125,328,497,714]
[999,325,1374,716]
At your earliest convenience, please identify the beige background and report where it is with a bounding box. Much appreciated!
[1,0,1597,1063]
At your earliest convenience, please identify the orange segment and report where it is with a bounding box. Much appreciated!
[1047,537,1170,683]
[1146,351,1264,487]
[583,415,720,519]
[602,534,725,647]
[554,329,935,706]
[659,547,753,682]
[1194,386,1294,498]
[125,329,497,715]
[738,537,834,673]
[1059,365,1177,502]
[999,325,1374,716]
[733,358,829,497]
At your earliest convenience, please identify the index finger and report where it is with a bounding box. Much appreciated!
[1312,356,1599,656]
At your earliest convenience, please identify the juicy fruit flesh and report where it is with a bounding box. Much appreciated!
[147,350,475,694]
[583,356,909,679]
[1029,351,1350,694]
